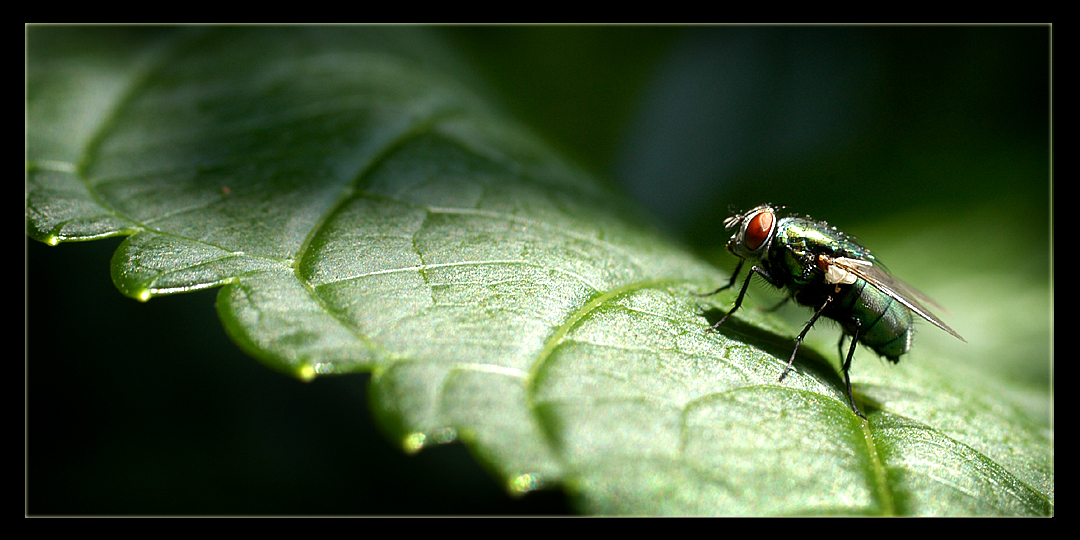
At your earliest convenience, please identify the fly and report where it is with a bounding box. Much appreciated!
[699,204,965,419]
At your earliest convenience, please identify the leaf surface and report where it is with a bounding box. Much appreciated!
[26,26,1052,515]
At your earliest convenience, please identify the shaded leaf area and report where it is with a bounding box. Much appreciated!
[27,27,1051,515]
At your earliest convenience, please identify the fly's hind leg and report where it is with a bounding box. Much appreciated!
[840,321,866,420]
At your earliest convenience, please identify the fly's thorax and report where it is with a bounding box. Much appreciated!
[778,217,874,261]
[769,218,873,285]
[778,244,817,287]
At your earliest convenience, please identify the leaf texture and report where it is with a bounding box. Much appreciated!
[26,26,1052,515]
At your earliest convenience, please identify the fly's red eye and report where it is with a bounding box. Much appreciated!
[745,210,773,250]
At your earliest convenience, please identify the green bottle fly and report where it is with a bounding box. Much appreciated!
[700,204,965,418]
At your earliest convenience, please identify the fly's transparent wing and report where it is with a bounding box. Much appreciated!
[831,257,966,343]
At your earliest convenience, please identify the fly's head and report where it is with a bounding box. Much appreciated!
[725,204,779,262]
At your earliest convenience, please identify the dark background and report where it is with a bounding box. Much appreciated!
[27,26,1050,515]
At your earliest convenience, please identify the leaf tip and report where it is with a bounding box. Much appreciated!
[508,473,545,494]
[401,427,458,454]
[402,432,427,454]
[297,363,317,382]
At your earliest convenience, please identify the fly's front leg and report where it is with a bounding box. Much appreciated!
[778,294,833,381]
[705,262,766,332]
[694,259,744,297]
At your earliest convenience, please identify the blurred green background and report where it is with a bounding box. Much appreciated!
[27,26,1050,514]
[448,26,1048,241]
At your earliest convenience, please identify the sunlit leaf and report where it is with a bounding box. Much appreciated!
[27,26,1052,516]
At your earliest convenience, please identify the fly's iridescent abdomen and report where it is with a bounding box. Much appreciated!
[820,277,913,361]
[700,204,964,419]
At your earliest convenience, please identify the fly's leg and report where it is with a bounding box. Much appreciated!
[779,295,832,381]
[841,321,866,419]
[705,263,758,332]
[694,260,744,297]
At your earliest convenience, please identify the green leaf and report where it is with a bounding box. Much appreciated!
[27,26,1052,516]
